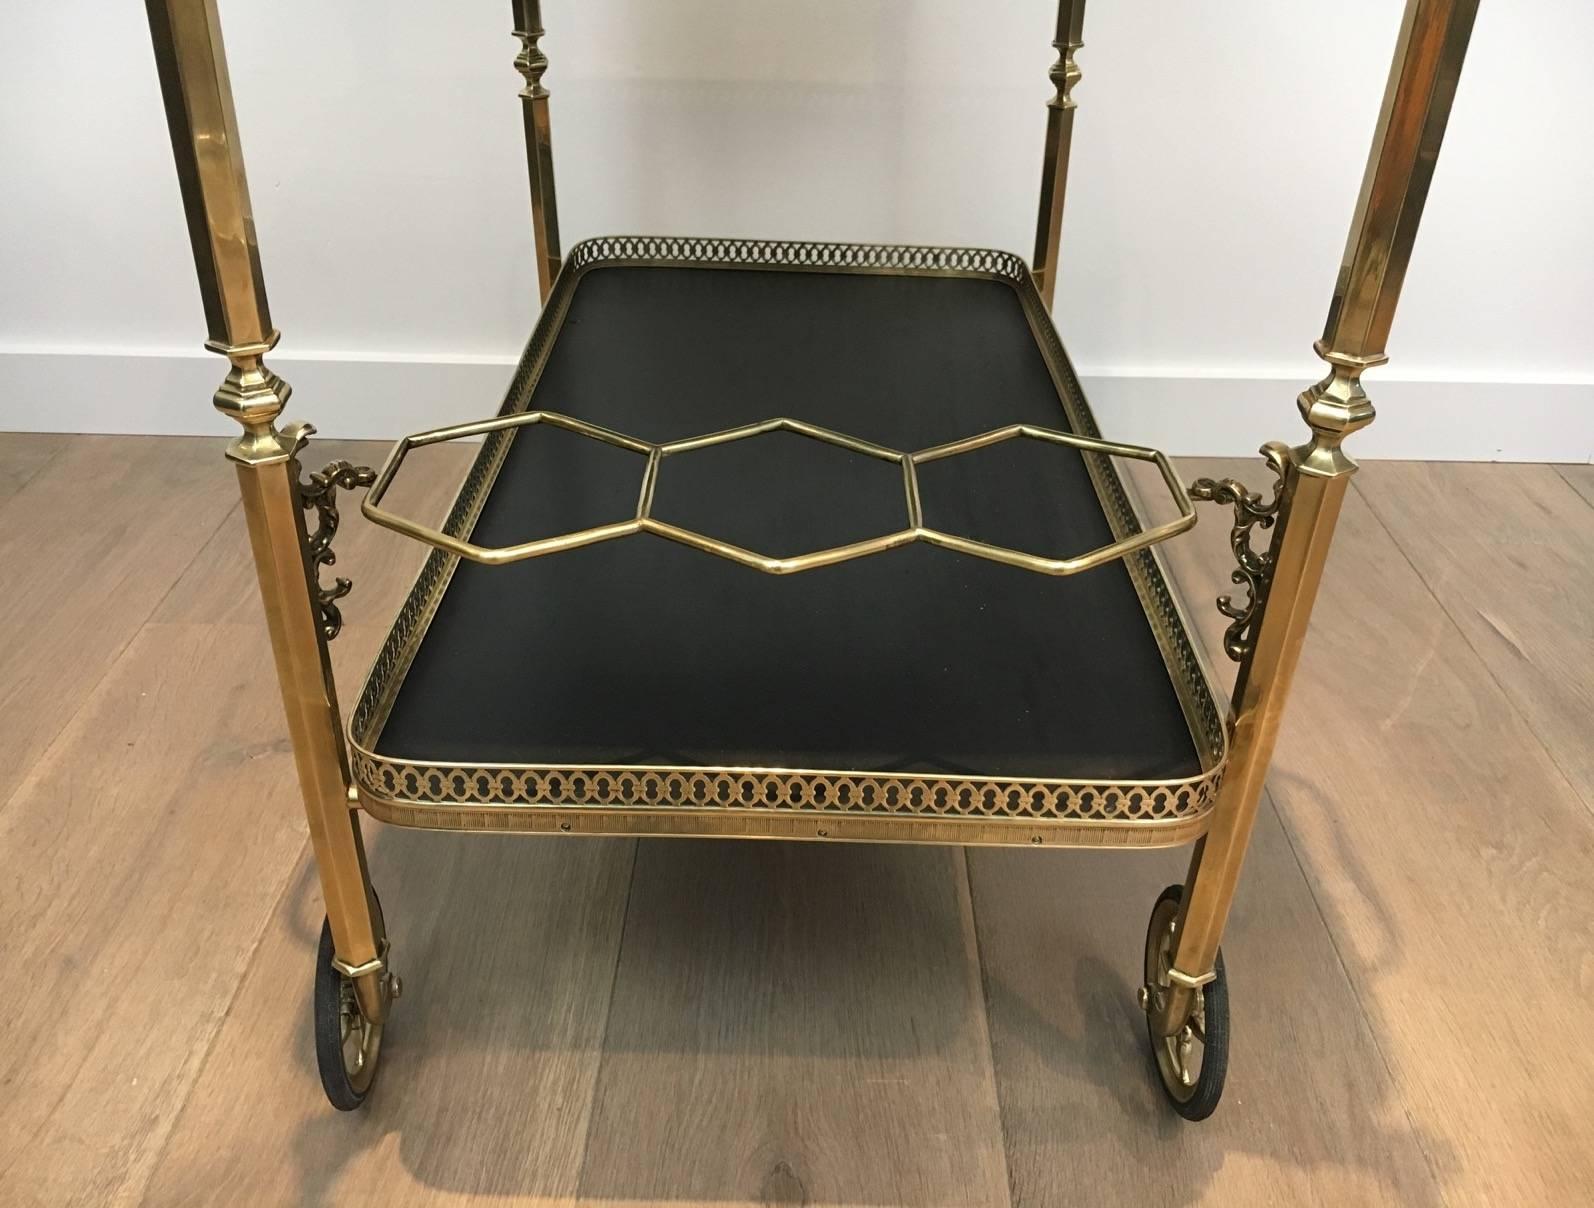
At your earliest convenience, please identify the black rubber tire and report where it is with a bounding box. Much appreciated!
[314,911,383,1111]
[1144,883,1229,1122]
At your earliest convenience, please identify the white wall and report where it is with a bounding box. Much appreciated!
[3,1,1591,460]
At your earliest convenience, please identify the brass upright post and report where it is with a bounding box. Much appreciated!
[1031,0,1086,310]
[146,0,390,1023]
[1155,0,1478,1036]
[512,0,562,302]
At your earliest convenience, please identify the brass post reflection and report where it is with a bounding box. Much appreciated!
[1154,0,1479,1037]
[512,0,563,302]
[1031,0,1086,310]
[145,0,390,1024]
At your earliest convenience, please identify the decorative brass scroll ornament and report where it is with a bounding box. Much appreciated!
[302,459,378,640]
[1188,443,1290,662]
[284,422,377,641]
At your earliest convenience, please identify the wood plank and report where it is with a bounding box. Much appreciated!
[0,432,67,506]
[1355,462,1594,815]
[0,437,481,1207]
[1157,457,1594,1205]
[1555,463,1594,508]
[0,436,238,812]
[137,833,636,1208]
[0,623,315,1207]
[969,813,1443,1208]
[575,839,1011,1208]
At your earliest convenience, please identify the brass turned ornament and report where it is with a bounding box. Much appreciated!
[146,0,1476,1118]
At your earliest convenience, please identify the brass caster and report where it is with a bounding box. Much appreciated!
[1141,884,1229,1121]
[314,901,393,1112]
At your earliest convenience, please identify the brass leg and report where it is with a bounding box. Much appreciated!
[512,0,562,302]
[1031,0,1086,310]
[1154,430,1357,1037]
[1152,0,1478,1040]
[145,0,391,1025]
[229,406,390,1026]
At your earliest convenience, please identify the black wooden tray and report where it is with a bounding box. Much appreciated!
[349,237,1227,847]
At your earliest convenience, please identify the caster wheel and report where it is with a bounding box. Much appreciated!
[314,905,392,1111]
[1141,883,1229,1121]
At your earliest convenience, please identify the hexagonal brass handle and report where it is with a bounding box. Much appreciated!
[361,411,1196,575]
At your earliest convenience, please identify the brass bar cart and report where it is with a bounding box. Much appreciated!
[145,0,1476,1119]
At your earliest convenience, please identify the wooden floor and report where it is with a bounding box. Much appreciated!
[2,433,1591,1207]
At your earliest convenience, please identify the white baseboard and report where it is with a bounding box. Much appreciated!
[1079,371,1594,463]
[2,347,1590,463]
[0,348,517,443]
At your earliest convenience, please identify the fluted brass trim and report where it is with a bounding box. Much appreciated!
[358,790,1216,849]
[354,752,1221,848]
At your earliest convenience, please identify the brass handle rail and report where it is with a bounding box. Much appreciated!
[362,411,1196,576]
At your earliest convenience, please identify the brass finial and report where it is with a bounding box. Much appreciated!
[513,22,549,100]
[1049,38,1083,110]
[210,337,298,465]
[1295,341,1382,475]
